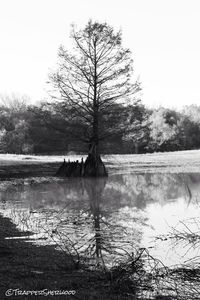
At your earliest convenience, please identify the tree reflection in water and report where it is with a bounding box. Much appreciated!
[84,178,107,266]
[0,173,200,269]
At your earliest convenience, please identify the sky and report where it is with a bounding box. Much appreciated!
[0,0,200,109]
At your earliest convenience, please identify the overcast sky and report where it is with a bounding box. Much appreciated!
[0,0,200,108]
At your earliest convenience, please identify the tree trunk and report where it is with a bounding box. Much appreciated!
[84,143,108,177]
[56,144,108,177]
[135,142,139,154]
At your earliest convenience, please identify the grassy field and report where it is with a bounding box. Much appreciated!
[0,150,200,178]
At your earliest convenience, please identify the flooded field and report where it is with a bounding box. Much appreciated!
[0,171,200,270]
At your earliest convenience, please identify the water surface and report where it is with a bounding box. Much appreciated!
[0,172,200,268]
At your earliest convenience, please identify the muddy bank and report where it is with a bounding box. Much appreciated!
[0,214,128,300]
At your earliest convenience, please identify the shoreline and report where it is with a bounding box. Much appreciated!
[0,214,124,300]
[0,162,60,179]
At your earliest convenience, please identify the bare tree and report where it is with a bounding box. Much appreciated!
[50,20,140,174]
[0,93,29,112]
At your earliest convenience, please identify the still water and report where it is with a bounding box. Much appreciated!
[0,173,200,268]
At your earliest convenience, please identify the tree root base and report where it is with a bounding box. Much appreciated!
[56,155,108,177]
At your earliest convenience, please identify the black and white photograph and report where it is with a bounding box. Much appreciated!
[0,0,200,299]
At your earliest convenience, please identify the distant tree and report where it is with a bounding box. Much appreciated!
[50,21,140,171]
[0,93,29,113]
[0,94,33,154]
[1,119,33,154]
[147,107,180,152]
[182,105,200,124]
[122,103,150,153]
[177,114,200,150]
[28,103,78,154]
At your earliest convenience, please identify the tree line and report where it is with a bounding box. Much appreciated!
[0,94,199,155]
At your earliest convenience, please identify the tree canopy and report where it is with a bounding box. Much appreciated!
[50,21,141,154]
